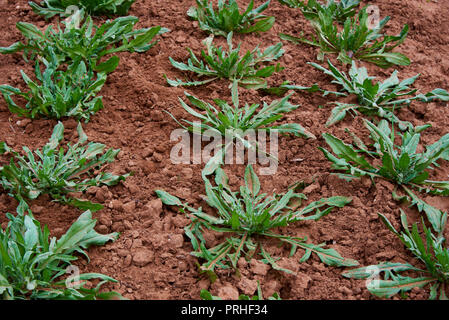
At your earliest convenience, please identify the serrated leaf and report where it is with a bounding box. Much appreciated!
[298,242,359,267]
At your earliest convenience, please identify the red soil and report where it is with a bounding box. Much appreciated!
[0,0,448,299]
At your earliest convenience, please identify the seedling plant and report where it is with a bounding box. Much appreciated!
[29,0,136,18]
[0,54,106,121]
[166,32,284,89]
[310,60,449,127]
[166,81,315,175]
[0,11,167,72]
[0,12,167,121]
[278,0,360,23]
[0,202,122,300]
[156,165,358,275]
[0,122,129,211]
[280,6,410,68]
[320,119,449,233]
[344,211,449,300]
[187,0,275,37]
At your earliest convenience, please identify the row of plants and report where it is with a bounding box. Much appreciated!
[156,0,449,300]
[0,1,167,299]
[0,8,167,121]
[0,0,448,300]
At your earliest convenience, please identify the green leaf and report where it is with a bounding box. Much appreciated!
[47,122,65,149]
[0,142,11,154]
[200,289,222,300]
[0,274,12,297]
[156,190,183,206]
[297,242,359,267]
[322,133,374,169]
[401,187,446,234]
[94,56,120,73]
[363,52,411,67]
[326,103,356,127]
[16,22,44,39]
[77,122,88,144]
[24,215,39,250]
[202,148,224,177]
[426,88,449,102]
[343,262,420,280]
[54,210,97,253]
[67,198,104,212]
[244,165,260,195]
[0,42,25,54]
[369,277,435,299]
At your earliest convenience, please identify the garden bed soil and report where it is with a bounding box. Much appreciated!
[1,0,449,300]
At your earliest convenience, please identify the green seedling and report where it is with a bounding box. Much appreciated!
[0,11,167,121]
[29,0,136,18]
[166,81,315,175]
[0,202,122,300]
[0,10,168,71]
[344,211,449,300]
[166,32,284,89]
[0,53,106,122]
[310,60,449,127]
[278,0,360,23]
[156,165,358,275]
[187,0,274,36]
[280,6,410,68]
[320,119,449,233]
[0,122,129,212]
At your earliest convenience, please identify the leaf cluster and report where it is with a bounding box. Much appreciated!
[0,11,167,120]
[0,203,121,300]
[0,13,166,72]
[156,165,358,274]
[166,82,314,175]
[187,0,275,36]
[344,211,449,300]
[320,119,449,232]
[29,0,136,19]
[166,32,284,89]
[278,0,360,23]
[0,122,129,212]
[311,60,449,127]
[280,6,410,68]
[0,53,106,121]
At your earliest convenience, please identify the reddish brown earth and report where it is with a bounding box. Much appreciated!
[1,0,449,300]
